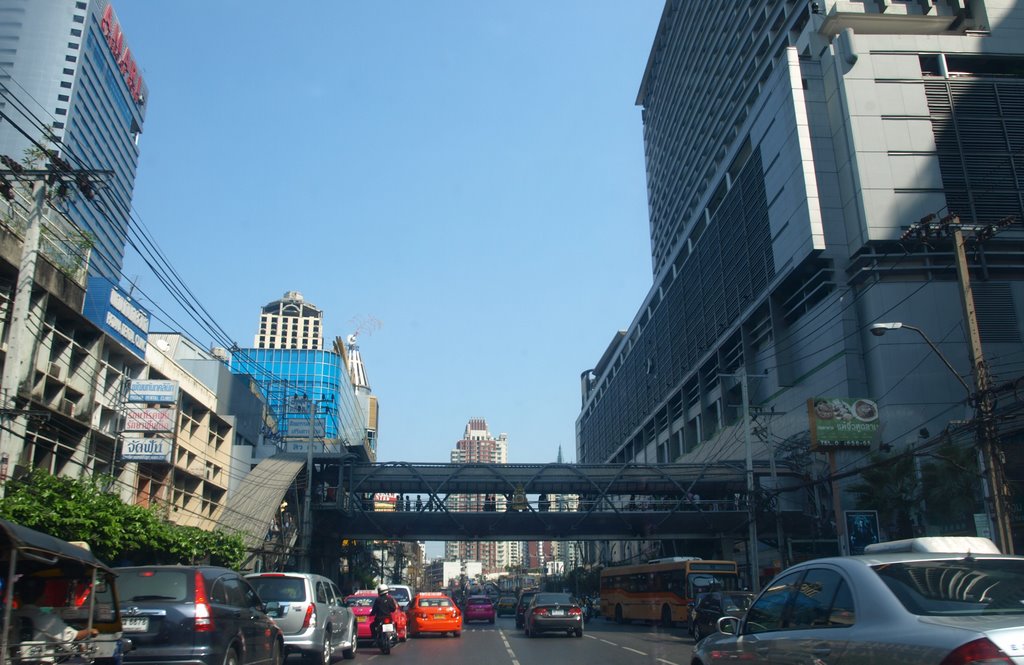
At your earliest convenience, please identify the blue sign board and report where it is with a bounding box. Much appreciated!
[83,277,150,358]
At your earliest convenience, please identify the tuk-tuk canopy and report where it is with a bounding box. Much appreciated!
[0,518,112,573]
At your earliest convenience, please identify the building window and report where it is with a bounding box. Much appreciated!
[58,94,69,102]
[75,2,86,8]
[68,42,79,50]
[60,81,71,88]
[62,68,74,75]
[65,55,77,63]
[52,122,64,129]
[72,15,84,23]
[70,28,82,37]
[55,108,67,115]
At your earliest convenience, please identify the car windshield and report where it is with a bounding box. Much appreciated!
[535,593,573,606]
[248,577,304,602]
[419,597,452,607]
[468,597,491,605]
[390,588,410,604]
[873,558,1024,616]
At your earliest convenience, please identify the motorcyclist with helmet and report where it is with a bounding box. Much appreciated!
[371,583,398,644]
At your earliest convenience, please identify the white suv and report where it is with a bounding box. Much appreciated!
[247,572,357,664]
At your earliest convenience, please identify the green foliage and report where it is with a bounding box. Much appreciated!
[849,452,920,539]
[0,469,245,569]
[920,439,980,531]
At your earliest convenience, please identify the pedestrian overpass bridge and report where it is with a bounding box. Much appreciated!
[221,456,810,563]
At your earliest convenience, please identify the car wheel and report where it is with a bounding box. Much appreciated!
[222,648,240,665]
[614,605,623,624]
[489,618,494,624]
[454,631,461,638]
[694,623,703,642]
[575,628,583,638]
[310,632,330,665]
[269,640,283,665]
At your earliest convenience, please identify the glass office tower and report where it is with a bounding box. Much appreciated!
[0,0,148,282]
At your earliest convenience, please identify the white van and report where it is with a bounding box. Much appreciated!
[388,584,415,610]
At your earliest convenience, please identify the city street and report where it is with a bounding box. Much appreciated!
[339,617,695,665]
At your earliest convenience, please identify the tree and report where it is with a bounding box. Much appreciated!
[919,438,980,532]
[0,469,245,568]
[848,453,919,540]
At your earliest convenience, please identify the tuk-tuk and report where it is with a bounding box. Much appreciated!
[0,518,124,664]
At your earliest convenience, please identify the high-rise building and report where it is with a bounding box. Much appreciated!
[577,0,1024,560]
[254,291,324,350]
[0,0,147,283]
[231,292,374,460]
[445,419,512,572]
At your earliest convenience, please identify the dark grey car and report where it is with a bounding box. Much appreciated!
[246,572,357,663]
[117,565,283,665]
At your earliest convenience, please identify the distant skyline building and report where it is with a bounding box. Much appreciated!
[0,0,148,283]
[255,291,324,350]
[445,418,513,572]
[577,0,1024,562]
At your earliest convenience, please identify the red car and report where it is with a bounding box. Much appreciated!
[464,595,495,624]
[345,591,408,643]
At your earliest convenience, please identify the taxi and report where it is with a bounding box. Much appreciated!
[407,591,463,637]
[464,595,496,624]
[345,590,408,642]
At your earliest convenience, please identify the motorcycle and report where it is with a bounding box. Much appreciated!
[375,616,397,655]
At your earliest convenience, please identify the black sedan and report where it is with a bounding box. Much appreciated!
[690,591,754,642]
[523,592,584,638]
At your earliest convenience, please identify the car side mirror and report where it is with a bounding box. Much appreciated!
[717,616,739,635]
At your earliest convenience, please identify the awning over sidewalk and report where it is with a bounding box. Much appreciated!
[218,454,306,551]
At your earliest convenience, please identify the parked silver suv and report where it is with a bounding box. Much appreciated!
[247,572,357,663]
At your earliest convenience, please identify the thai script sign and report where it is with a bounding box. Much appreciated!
[123,407,175,433]
[127,380,178,404]
[121,436,172,462]
[808,397,880,450]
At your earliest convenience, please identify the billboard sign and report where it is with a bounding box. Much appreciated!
[121,435,172,462]
[845,510,881,555]
[127,380,178,404]
[286,418,326,438]
[83,277,150,359]
[123,407,175,432]
[808,397,880,450]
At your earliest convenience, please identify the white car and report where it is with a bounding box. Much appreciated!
[692,537,1024,664]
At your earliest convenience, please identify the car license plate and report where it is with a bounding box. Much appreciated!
[382,623,394,633]
[551,609,565,617]
[433,614,446,620]
[122,617,149,632]
[357,616,368,622]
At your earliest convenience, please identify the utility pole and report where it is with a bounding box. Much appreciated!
[740,371,759,592]
[900,213,1015,553]
[0,154,108,496]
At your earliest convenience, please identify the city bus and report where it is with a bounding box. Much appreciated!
[598,557,740,626]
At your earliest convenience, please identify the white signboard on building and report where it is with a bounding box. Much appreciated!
[286,419,326,438]
[121,436,173,462]
[123,407,176,432]
[128,380,179,404]
[285,441,327,454]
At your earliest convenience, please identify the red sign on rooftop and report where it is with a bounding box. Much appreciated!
[100,3,144,104]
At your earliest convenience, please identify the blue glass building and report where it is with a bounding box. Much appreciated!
[230,346,370,456]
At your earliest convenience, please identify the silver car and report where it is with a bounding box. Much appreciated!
[247,572,357,664]
[692,537,1024,664]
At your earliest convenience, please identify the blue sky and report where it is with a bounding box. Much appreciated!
[114,1,663,465]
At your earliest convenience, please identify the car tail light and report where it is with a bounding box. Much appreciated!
[532,607,549,616]
[940,638,1012,665]
[568,607,582,616]
[302,603,316,630]
[194,571,213,632]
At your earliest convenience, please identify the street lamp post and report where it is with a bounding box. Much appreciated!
[870,321,1012,552]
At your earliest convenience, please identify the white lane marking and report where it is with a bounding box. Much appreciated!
[624,647,648,656]
[657,659,680,665]
[584,634,598,639]
[600,639,618,646]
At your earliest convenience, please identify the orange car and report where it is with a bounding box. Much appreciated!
[406,591,463,637]
[345,591,408,643]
